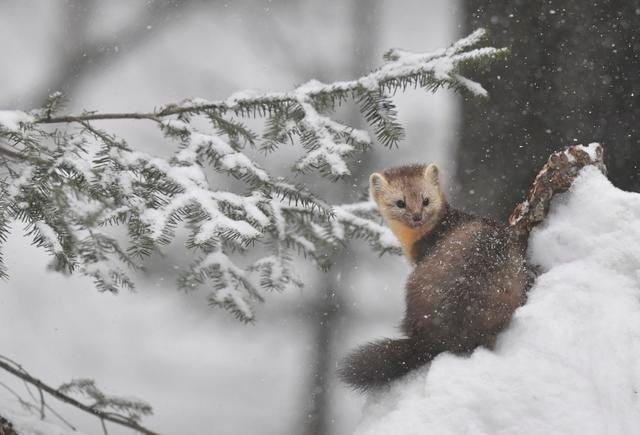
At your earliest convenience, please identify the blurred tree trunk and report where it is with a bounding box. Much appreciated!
[457,0,640,219]
[10,0,208,109]
[303,1,380,435]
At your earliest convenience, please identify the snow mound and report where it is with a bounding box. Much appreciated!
[355,167,640,435]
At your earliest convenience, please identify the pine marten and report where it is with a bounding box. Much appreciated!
[339,163,531,390]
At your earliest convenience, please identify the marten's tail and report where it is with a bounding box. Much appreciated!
[338,337,435,390]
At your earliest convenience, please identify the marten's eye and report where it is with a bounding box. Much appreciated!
[395,199,406,208]
[422,198,430,207]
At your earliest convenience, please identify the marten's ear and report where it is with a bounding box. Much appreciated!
[423,164,440,186]
[369,172,388,201]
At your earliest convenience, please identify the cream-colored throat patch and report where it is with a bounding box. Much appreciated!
[387,220,425,264]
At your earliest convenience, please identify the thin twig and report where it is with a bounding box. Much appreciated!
[38,387,46,420]
[43,403,77,431]
[0,381,29,405]
[21,378,77,430]
[36,98,285,125]
[0,358,160,435]
[39,112,162,124]
[0,380,75,431]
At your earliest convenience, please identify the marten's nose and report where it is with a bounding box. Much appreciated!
[412,213,422,222]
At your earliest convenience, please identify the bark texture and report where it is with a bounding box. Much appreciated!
[509,143,606,240]
[458,0,639,218]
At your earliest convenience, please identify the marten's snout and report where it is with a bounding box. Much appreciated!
[412,213,422,222]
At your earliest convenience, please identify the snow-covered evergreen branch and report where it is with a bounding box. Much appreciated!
[0,29,505,321]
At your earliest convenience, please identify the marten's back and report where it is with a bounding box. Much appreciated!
[403,208,529,353]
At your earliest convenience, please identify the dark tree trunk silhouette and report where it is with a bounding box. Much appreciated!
[458,0,640,218]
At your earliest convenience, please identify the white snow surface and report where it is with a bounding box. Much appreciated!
[355,167,640,435]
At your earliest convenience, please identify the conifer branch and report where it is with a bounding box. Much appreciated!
[0,29,506,321]
[36,28,504,127]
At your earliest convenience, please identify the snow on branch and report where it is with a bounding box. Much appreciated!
[0,111,34,133]
[0,29,504,321]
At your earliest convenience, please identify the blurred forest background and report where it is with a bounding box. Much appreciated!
[0,1,637,434]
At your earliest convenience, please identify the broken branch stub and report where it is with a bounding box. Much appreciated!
[509,143,606,240]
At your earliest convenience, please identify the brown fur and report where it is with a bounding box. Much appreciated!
[339,164,531,390]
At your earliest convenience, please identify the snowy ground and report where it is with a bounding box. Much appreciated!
[354,167,640,435]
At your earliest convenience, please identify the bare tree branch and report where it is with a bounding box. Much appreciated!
[0,357,160,435]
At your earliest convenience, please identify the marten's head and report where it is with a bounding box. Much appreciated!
[369,163,446,231]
